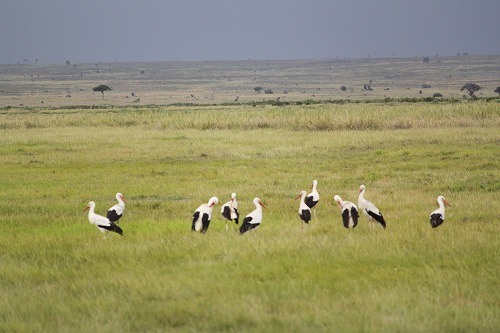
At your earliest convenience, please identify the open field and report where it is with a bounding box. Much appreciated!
[1,55,500,107]
[0,100,499,332]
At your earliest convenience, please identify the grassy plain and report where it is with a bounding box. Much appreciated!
[1,55,500,107]
[0,100,499,332]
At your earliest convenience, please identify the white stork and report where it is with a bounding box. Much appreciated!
[192,196,218,234]
[305,179,320,220]
[295,190,311,224]
[221,192,239,231]
[107,192,126,223]
[84,201,123,237]
[239,197,266,234]
[430,195,451,228]
[357,184,386,229]
[305,179,320,209]
[334,195,359,228]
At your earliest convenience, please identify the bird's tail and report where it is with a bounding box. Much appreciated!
[113,223,123,236]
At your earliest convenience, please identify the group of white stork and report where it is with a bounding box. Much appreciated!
[84,181,451,237]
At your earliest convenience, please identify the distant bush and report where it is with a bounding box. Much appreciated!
[433,93,443,98]
[421,84,431,88]
[254,86,264,93]
[264,89,274,94]
[423,56,430,63]
[494,87,500,96]
[340,86,347,91]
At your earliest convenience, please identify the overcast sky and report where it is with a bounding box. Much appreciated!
[1,0,499,64]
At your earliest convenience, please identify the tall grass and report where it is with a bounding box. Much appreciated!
[0,102,499,332]
[1,101,499,131]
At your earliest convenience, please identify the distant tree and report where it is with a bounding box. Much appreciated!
[264,89,274,94]
[340,86,347,91]
[254,86,264,93]
[433,93,443,98]
[461,83,481,98]
[423,56,430,63]
[93,84,112,99]
[494,87,500,96]
[66,60,71,66]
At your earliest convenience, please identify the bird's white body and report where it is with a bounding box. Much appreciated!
[334,195,359,228]
[221,193,239,230]
[240,197,265,234]
[296,190,311,224]
[430,195,451,228]
[85,201,123,236]
[357,185,386,229]
[192,197,218,233]
[107,192,126,223]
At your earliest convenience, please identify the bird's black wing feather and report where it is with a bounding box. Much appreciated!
[430,213,444,228]
[367,210,386,229]
[97,223,123,236]
[351,207,359,228]
[106,210,122,223]
[192,211,200,231]
[305,196,318,209]
[234,208,240,225]
[342,208,350,228]
[239,216,254,234]
[300,209,311,224]
[222,206,231,220]
[201,213,211,234]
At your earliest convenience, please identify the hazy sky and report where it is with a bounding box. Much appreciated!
[1,0,499,64]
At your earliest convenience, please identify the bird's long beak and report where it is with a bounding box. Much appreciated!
[121,195,127,203]
[294,193,301,200]
[444,200,451,207]
[83,206,89,212]
[259,201,266,208]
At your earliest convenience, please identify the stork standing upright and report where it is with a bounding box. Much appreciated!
[239,197,266,234]
[221,192,239,231]
[295,190,311,224]
[357,184,386,229]
[192,197,219,234]
[107,192,126,223]
[334,195,359,228]
[84,201,123,237]
[305,180,320,220]
[429,195,451,228]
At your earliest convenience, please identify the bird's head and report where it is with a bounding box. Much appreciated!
[438,196,451,207]
[83,201,95,212]
[254,197,266,208]
[117,193,127,203]
[208,197,219,207]
[295,191,306,200]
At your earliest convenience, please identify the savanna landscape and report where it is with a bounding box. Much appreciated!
[0,55,499,332]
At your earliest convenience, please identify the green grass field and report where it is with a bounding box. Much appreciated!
[0,101,499,332]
